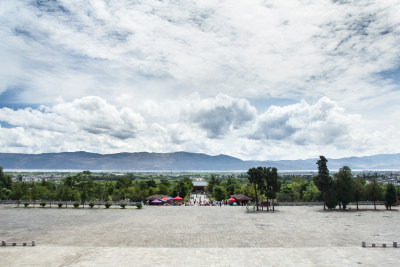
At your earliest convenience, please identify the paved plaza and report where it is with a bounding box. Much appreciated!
[1,204,400,266]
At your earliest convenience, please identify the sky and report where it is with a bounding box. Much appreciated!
[0,0,400,161]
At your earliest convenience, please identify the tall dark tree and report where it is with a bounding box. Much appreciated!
[247,167,264,211]
[205,174,220,195]
[334,166,354,210]
[385,183,397,210]
[264,167,280,211]
[0,167,12,189]
[353,178,366,210]
[366,179,383,210]
[313,156,333,210]
[325,188,338,210]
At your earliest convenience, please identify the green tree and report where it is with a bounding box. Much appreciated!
[333,166,354,210]
[263,167,280,211]
[158,179,171,195]
[213,185,227,201]
[313,156,333,210]
[353,178,366,210]
[116,177,132,189]
[225,177,241,196]
[173,178,193,198]
[366,179,383,210]
[302,183,321,202]
[205,174,220,195]
[325,188,338,210]
[247,167,264,211]
[146,179,157,188]
[385,183,397,210]
[0,167,13,199]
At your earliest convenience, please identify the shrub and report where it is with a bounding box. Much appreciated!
[120,203,127,209]
[277,193,292,202]
[40,202,46,208]
[136,202,142,209]
[325,188,338,210]
[73,202,79,208]
[58,203,63,208]
[105,202,111,209]
[24,203,29,208]
[89,202,94,208]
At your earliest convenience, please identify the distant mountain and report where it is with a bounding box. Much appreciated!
[0,151,399,171]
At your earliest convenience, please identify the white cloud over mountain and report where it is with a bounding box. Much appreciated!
[1,0,400,160]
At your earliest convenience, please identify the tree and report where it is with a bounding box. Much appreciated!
[225,177,241,196]
[205,174,220,195]
[366,179,383,210]
[173,178,193,198]
[385,183,397,210]
[353,178,366,210]
[302,183,321,202]
[325,188,338,210]
[146,179,157,188]
[263,167,280,211]
[158,179,171,196]
[247,167,264,211]
[313,156,333,210]
[333,166,354,210]
[213,185,227,201]
[0,167,13,199]
[116,177,132,189]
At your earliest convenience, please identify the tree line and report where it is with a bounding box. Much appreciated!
[313,156,397,210]
[1,158,399,210]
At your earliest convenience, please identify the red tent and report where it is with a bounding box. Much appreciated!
[173,196,183,200]
[161,197,170,201]
[228,198,236,202]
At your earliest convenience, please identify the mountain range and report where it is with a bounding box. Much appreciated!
[1,151,400,171]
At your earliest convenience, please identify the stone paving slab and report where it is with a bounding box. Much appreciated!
[1,204,400,266]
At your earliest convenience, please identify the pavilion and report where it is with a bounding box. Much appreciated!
[230,194,252,205]
[192,181,207,193]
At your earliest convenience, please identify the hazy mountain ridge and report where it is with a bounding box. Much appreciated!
[0,151,399,171]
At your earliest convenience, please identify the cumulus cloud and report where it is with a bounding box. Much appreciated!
[1,1,400,160]
[251,97,358,145]
[0,96,144,153]
[187,94,257,138]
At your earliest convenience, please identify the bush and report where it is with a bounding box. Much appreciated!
[73,202,79,208]
[89,202,94,208]
[277,193,292,202]
[24,203,29,208]
[40,202,46,208]
[105,202,111,208]
[136,202,142,209]
[120,203,127,209]
[325,188,338,210]
[58,203,63,208]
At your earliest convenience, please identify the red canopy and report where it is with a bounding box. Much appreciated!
[161,197,170,201]
[228,198,236,202]
[173,196,183,200]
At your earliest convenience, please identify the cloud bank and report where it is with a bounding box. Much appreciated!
[1,0,400,160]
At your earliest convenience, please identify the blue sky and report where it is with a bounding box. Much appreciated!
[1,0,400,160]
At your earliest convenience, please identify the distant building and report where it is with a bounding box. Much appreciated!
[192,181,207,193]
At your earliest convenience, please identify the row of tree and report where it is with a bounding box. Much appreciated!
[313,156,397,210]
[2,162,398,210]
[1,168,195,203]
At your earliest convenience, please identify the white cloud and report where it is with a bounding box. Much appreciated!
[1,96,399,160]
[187,94,257,138]
[0,0,400,160]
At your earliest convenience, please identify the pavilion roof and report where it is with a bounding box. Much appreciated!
[231,194,252,201]
[146,194,167,201]
[193,181,207,187]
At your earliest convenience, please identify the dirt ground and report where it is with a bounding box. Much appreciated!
[1,204,399,266]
